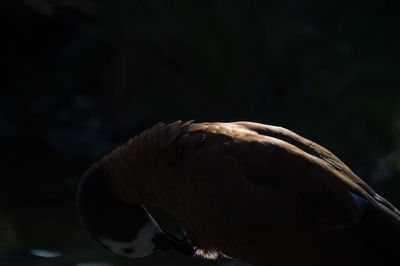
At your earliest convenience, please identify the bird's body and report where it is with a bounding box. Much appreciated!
[77,121,400,266]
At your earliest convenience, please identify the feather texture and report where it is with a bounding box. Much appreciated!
[90,121,400,266]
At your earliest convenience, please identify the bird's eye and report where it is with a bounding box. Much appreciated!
[123,248,134,254]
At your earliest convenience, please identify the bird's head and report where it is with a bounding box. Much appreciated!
[76,162,196,258]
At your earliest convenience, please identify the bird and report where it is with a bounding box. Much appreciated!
[76,120,400,266]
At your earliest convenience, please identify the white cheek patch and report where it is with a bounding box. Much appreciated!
[100,218,163,258]
[101,238,143,258]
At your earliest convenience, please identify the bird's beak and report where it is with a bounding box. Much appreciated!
[153,229,196,256]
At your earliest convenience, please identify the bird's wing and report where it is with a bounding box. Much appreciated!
[180,121,399,231]
[233,121,370,190]
[232,122,400,217]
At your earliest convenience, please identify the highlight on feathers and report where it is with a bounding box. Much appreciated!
[77,120,400,266]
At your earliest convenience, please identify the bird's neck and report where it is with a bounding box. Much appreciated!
[101,124,178,207]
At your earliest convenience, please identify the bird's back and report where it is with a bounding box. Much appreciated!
[173,121,400,266]
[102,121,400,266]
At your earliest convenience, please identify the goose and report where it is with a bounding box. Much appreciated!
[76,121,400,266]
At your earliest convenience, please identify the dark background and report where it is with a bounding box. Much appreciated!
[1,0,400,265]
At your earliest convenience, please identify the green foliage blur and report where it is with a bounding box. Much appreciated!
[1,0,400,265]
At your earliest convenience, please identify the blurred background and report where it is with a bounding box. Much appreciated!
[1,0,400,265]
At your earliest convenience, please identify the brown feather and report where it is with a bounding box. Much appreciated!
[96,121,400,266]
